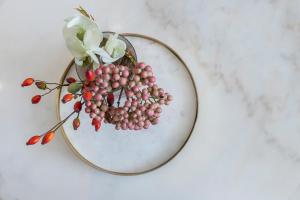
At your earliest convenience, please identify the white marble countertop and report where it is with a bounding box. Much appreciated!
[1,0,300,199]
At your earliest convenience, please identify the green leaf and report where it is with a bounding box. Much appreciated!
[68,82,82,94]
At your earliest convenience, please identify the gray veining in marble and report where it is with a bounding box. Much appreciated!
[1,0,300,199]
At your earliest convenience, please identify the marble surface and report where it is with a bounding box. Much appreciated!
[0,0,300,199]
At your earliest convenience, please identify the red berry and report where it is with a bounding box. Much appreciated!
[95,122,101,131]
[73,118,80,130]
[62,93,74,103]
[86,70,95,81]
[107,93,114,106]
[26,135,40,145]
[73,101,82,112]
[83,91,92,101]
[66,77,76,83]
[22,78,34,87]
[92,118,98,126]
[91,118,101,132]
[41,132,55,145]
[31,95,41,104]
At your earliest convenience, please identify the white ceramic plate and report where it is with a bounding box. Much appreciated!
[58,34,198,175]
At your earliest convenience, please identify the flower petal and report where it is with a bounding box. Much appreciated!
[86,50,99,64]
[104,33,118,55]
[83,27,103,50]
[75,58,83,66]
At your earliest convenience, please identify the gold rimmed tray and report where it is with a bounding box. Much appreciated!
[57,33,198,175]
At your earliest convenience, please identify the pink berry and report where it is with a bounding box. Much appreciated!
[95,68,102,75]
[138,62,146,68]
[112,81,120,88]
[102,74,110,80]
[113,74,120,81]
[119,66,125,71]
[129,81,135,88]
[149,76,156,83]
[146,110,154,116]
[100,112,105,118]
[103,67,111,74]
[132,86,139,93]
[95,93,102,101]
[86,101,92,107]
[141,71,148,78]
[133,67,141,74]
[133,75,140,82]
[96,101,102,107]
[145,65,152,71]
[96,77,103,84]
[112,68,119,74]
[147,71,153,77]
[122,70,129,77]
[119,77,127,86]
[126,90,134,98]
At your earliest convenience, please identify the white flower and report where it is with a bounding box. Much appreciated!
[63,15,103,66]
[102,34,126,63]
[63,15,127,65]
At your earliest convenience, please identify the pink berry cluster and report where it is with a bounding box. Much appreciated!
[82,62,173,131]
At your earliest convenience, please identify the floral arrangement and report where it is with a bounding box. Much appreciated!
[22,7,173,146]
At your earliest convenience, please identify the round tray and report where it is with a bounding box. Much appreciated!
[57,33,198,175]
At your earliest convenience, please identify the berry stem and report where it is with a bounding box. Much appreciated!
[117,87,124,107]
[41,85,61,96]
[36,80,70,87]
[51,111,77,133]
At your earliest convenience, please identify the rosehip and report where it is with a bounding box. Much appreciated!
[22,78,34,87]
[26,135,40,145]
[41,131,55,145]
[86,70,95,81]
[107,93,114,106]
[31,95,41,104]
[95,121,101,131]
[73,101,82,112]
[73,118,80,130]
[83,91,92,101]
[66,77,76,83]
[92,118,98,126]
[62,93,74,103]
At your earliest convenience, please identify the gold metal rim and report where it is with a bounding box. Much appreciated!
[56,33,199,176]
